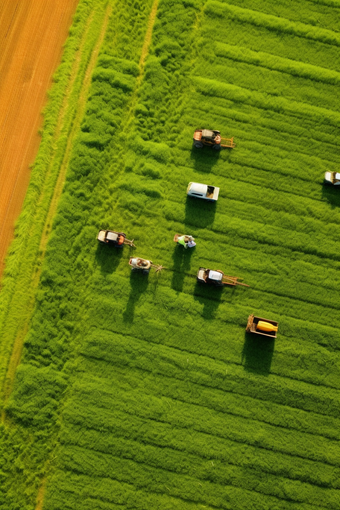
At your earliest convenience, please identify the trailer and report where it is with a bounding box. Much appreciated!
[246,314,278,338]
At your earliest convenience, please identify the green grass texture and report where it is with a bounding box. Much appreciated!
[1,0,340,509]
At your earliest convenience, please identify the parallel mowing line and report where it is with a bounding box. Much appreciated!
[54,470,224,510]
[211,42,340,85]
[90,280,340,336]
[176,166,337,210]
[205,0,340,47]
[112,183,340,238]
[163,190,340,236]
[57,446,336,510]
[193,77,340,128]
[82,334,340,393]
[191,102,340,147]
[163,207,340,262]
[64,408,340,482]
[63,400,340,469]
[180,216,340,262]
[90,275,340,335]
[62,414,340,478]
[81,349,340,414]
[55,465,332,510]
[80,343,340,418]
[73,368,340,440]
[63,413,340,471]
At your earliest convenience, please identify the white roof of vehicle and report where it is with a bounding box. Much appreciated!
[189,182,208,194]
[107,231,118,241]
[97,230,106,242]
[209,270,223,281]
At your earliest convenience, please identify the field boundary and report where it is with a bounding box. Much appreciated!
[0,1,109,412]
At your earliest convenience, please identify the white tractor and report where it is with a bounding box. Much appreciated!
[324,171,340,185]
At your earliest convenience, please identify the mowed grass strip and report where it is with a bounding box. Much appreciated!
[54,443,340,509]
[62,405,340,490]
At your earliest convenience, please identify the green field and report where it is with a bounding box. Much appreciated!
[1,0,340,508]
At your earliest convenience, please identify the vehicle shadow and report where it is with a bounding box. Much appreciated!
[95,243,124,274]
[190,145,221,173]
[171,245,195,292]
[123,270,149,323]
[241,332,275,375]
[321,183,340,208]
[185,196,216,229]
[193,281,223,319]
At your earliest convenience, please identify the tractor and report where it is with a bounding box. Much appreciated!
[197,268,249,287]
[97,229,135,247]
[193,128,235,150]
[187,182,220,201]
[129,257,165,274]
[173,234,196,248]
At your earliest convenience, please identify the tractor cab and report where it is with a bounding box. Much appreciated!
[201,129,219,142]
[197,268,223,285]
[106,231,124,245]
[206,269,223,284]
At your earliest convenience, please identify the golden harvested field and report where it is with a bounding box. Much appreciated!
[0,0,79,276]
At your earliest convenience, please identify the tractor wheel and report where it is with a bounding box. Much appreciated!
[194,141,204,148]
[213,144,221,151]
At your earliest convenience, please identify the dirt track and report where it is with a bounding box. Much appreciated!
[0,0,79,277]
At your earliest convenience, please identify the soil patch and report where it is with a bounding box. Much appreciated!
[0,0,79,277]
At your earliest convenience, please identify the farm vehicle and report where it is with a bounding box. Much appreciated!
[129,257,165,274]
[246,314,278,338]
[97,229,135,247]
[193,128,235,150]
[324,171,340,185]
[197,268,249,287]
[187,182,220,201]
[173,234,196,248]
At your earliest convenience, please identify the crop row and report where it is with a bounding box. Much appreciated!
[61,413,340,489]
[203,2,340,70]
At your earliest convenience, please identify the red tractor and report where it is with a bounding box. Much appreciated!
[193,129,235,150]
